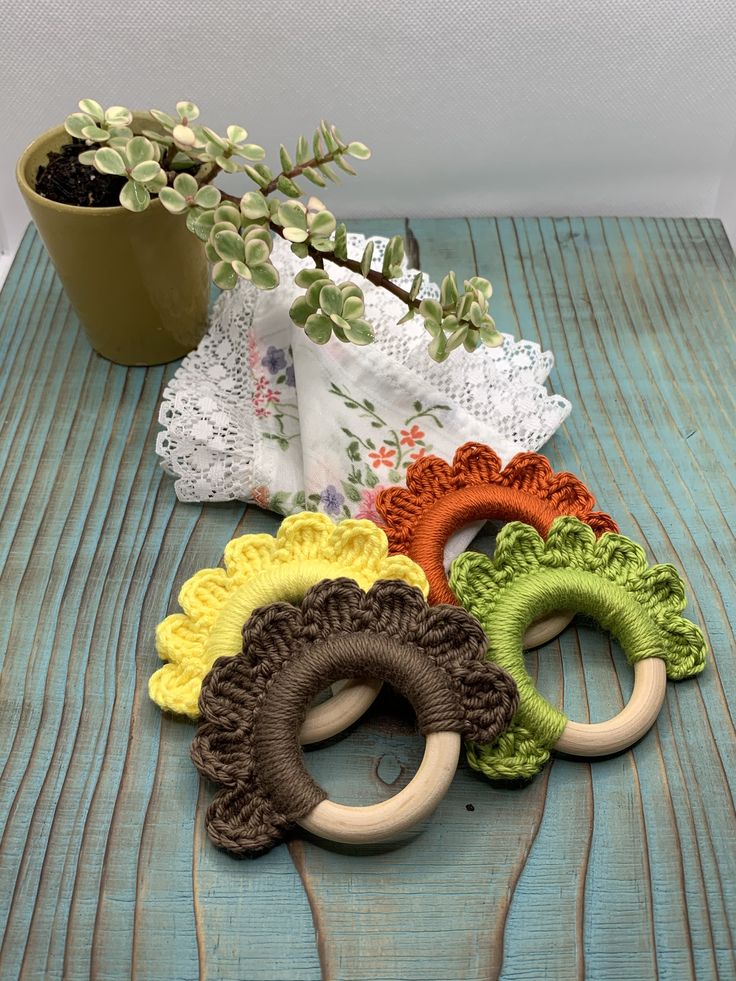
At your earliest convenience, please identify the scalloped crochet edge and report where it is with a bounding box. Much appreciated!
[377,443,618,555]
[450,515,706,683]
[449,516,707,782]
[148,512,429,718]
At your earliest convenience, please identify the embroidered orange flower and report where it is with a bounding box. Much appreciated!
[251,485,270,508]
[368,446,396,468]
[410,447,427,462]
[377,442,618,557]
[400,425,425,447]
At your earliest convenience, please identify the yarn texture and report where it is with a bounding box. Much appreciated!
[450,516,707,780]
[377,442,618,604]
[150,512,428,718]
[191,578,519,855]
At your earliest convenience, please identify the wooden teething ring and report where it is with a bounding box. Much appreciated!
[253,636,467,844]
[554,659,667,756]
[252,632,513,845]
[482,568,669,758]
[191,578,520,854]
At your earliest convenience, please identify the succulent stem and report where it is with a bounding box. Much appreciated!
[216,188,419,310]
[258,148,345,196]
[196,161,221,186]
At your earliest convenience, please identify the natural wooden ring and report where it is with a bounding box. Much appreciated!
[554,658,667,756]
[299,732,461,843]
[253,634,501,844]
[408,485,576,646]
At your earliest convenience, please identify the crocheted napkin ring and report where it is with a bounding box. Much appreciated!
[450,517,707,781]
[190,578,519,855]
[150,511,428,729]
[377,442,618,647]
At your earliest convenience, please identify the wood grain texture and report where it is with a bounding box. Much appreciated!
[0,218,734,980]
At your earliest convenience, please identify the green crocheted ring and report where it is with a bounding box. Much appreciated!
[449,516,707,781]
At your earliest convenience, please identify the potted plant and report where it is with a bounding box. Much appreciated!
[18,99,503,365]
[16,104,211,365]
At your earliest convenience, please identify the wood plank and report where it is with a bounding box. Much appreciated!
[0,218,734,980]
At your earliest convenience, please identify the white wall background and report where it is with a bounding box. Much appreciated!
[3,0,736,255]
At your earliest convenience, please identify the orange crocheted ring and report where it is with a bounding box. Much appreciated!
[376,442,619,605]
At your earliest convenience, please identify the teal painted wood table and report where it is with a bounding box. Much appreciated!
[1,218,734,981]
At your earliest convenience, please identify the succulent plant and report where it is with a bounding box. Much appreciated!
[207,221,279,291]
[418,273,502,361]
[62,97,502,360]
[64,99,133,151]
[159,172,221,215]
[239,190,273,224]
[289,269,373,346]
[87,136,166,211]
[276,198,336,251]
[146,101,204,151]
[381,235,405,279]
[195,124,265,173]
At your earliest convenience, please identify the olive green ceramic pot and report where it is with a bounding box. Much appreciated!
[16,121,209,365]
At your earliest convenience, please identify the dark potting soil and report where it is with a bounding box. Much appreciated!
[35,139,126,207]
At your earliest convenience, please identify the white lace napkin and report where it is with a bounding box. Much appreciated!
[157,235,571,547]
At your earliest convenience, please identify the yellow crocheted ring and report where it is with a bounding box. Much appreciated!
[149,511,429,718]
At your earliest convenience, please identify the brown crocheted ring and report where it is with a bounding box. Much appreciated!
[377,442,619,647]
[190,578,518,856]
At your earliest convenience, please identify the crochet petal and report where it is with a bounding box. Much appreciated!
[298,578,369,638]
[363,579,431,641]
[657,614,707,680]
[405,454,454,496]
[586,509,619,535]
[204,785,288,856]
[273,512,335,562]
[465,723,552,781]
[155,612,207,665]
[634,563,687,616]
[501,451,555,491]
[448,551,497,617]
[148,661,206,719]
[377,553,430,595]
[451,661,519,743]
[375,486,423,549]
[178,567,231,628]
[593,533,648,583]
[545,470,596,513]
[191,718,255,784]
[452,442,502,483]
[542,516,597,568]
[198,649,258,719]
[241,602,307,673]
[413,604,488,667]
[492,521,546,573]
[223,533,277,584]
[325,519,389,572]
